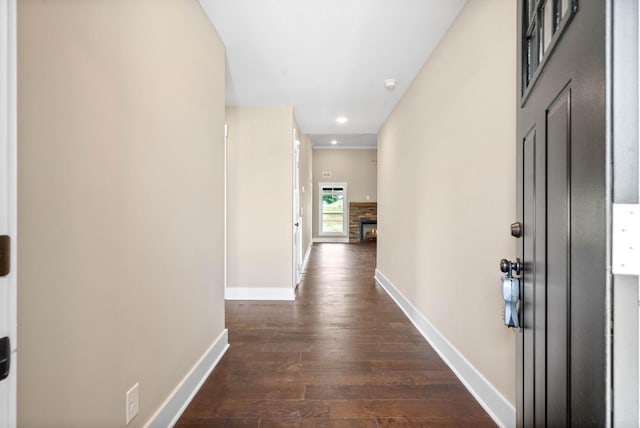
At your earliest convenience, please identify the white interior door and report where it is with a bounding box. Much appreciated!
[293,131,302,285]
[0,0,17,426]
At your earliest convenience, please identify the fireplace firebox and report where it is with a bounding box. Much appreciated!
[359,218,377,241]
[348,202,377,243]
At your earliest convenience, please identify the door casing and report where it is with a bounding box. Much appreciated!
[0,0,18,425]
[293,130,302,285]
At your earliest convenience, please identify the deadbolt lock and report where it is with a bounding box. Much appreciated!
[510,222,523,238]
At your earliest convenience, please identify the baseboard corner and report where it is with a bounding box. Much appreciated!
[144,329,229,428]
[225,286,296,301]
[302,244,312,272]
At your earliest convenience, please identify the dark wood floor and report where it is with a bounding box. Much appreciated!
[177,243,495,427]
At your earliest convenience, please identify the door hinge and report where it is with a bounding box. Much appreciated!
[0,235,9,277]
[612,204,640,275]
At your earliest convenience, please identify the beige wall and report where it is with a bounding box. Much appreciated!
[226,106,295,289]
[377,0,517,404]
[312,149,377,238]
[17,1,226,426]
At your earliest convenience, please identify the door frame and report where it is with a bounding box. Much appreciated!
[292,129,302,286]
[0,0,17,425]
[610,0,640,425]
[224,124,228,291]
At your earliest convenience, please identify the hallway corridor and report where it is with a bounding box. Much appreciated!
[177,243,494,427]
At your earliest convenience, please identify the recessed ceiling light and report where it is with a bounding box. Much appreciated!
[331,140,337,145]
[336,117,348,124]
[384,78,397,90]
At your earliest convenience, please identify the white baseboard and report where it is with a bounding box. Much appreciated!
[374,269,515,428]
[225,286,295,301]
[302,245,312,272]
[145,329,229,428]
[313,237,349,243]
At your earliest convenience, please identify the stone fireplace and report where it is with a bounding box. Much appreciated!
[349,202,377,243]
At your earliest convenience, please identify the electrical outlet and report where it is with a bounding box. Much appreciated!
[125,382,139,425]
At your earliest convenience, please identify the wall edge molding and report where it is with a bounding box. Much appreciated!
[225,287,296,301]
[302,244,312,273]
[374,269,515,428]
[145,329,229,428]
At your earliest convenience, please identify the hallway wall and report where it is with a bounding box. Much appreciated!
[226,106,296,293]
[377,0,517,407]
[17,1,227,426]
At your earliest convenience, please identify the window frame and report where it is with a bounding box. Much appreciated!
[318,182,348,236]
[521,0,578,101]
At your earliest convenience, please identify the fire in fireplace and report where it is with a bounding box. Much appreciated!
[359,218,377,241]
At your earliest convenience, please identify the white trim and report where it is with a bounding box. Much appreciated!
[302,244,312,273]
[225,287,295,301]
[224,124,228,290]
[144,329,229,428]
[313,237,350,243]
[637,6,640,422]
[636,5,640,421]
[293,129,302,286]
[374,269,516,428]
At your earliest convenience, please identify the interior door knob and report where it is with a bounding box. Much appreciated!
[500,258,522,276]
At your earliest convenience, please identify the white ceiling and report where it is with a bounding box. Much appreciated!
[199,0,467,148]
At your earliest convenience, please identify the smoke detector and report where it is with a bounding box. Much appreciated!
[384,78,398,90]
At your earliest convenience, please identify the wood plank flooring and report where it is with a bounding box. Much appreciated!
[177,243,495,427]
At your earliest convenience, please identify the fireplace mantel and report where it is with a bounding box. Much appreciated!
[350,202,377,207]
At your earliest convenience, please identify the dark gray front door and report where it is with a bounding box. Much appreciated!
[516,1,607,426]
